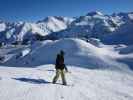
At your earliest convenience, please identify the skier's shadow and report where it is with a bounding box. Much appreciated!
[12,77,51,84]
[46,69,55,72]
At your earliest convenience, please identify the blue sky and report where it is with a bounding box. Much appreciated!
[0,0,133,21]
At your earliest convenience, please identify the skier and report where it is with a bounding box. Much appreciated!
[52,50,68,85]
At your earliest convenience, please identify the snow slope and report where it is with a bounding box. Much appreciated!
[102,20,133,45]
[1,38,133,72]
[0,65,133,100]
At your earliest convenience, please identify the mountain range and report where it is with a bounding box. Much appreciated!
[0,11,133,45]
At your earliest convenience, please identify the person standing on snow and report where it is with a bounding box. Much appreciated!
[52,50,68,85]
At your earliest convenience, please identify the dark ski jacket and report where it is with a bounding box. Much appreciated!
[55,54,68,71]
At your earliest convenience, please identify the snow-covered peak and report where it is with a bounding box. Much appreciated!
[14,21,24,26]
[128,12,133,20]
[36,16,74,34]
[49,11,133,42]
[15,22,48,42]
[0,22,6,32]
[0,16,75,44]
[54,16,75,24]
[37,16,57,23]
[86,11,103,16]
[37,16,74,24]
[71,11,106,27]
[114,12,133,21]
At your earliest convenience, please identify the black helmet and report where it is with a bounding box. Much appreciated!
[60,50,65,55]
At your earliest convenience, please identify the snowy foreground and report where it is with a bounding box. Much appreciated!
[0,38,133,100]
[0,65,133,100]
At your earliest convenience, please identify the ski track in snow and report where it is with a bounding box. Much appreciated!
[0,65,133,100]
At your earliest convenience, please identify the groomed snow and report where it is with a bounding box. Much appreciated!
[0,65,133,100]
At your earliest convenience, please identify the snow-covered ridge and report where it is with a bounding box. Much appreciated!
[1,38,133,72]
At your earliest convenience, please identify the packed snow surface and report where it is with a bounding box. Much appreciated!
[0,65,133,100]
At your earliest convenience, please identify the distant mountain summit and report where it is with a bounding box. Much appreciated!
[86,11,103,16]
